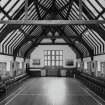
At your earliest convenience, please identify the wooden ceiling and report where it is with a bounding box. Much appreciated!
[0,0,105,60]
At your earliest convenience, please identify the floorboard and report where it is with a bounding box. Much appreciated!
[0,77,105,105]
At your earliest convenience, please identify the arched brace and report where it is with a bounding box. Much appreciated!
[55,26,83,59]
[69,26,94,58]
[33,0,41,19]
[13,25,38,58]
[76,38,94,58]
[24,38,44,59]
[14,27,49,60]
[13,39,29,61]
[24,28,49,58]
[24,45,38,60]
[68,44,83,59]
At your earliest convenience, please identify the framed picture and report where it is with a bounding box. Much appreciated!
[33,59,40,65]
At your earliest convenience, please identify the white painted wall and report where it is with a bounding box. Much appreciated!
[30,45,77,68]
[16,57,24,69]
[94,54,105,61]
[77,55,105,77]
[0,55,26,78]
[0,55,13,71]
[25,58,30,64]
[94,55,105,76]
[0,55,25,71]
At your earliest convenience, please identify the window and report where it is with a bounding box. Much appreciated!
[0,62,7,78]
[100,62,105,77]
[44,50,63,67]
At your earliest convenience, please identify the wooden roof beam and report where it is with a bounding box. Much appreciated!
[25,0,28,20]
[66,0,73,19]
[0,20,105,25]
[79,0,82,20]
[36,43,72,45]
[33,0,41,19]
[29,35,78,39]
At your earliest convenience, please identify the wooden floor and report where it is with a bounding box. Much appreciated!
[0,77,105,105]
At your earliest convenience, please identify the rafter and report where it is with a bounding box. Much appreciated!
[0,6,10,19]
[33,0,41,19]
[79,0,82,20]
[25,0,28,19]
[66,0,73,19]
[1,0,105,59]
[58,3,69,12]
[0,0,34,42]
[52,0,56,6]
[74,0,105,42]
[38,3,49,11]
[96,8,105,19]
[80,27,88,37]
